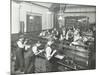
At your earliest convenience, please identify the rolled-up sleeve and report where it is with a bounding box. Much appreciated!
[17,41,24,48]
[45,47,52,59]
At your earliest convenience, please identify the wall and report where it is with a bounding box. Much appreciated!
[11,1,96,34]
[11,1,20,34]
[11,1,53,34]
[63,6,96,23]
[20,2,53,32]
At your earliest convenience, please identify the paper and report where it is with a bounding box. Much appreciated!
[55,54,64,59]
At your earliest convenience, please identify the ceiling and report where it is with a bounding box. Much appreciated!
[13,0,95,8]
[32,2,52,8]
[29,1,95,12]
[29,1,95,8]
[13,0,96,12]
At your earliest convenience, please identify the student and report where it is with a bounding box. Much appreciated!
[45,30,50,36]
[44,39,57,72]
[24,41,43,74]
[32,41,42,55]
[66,27,74,42]
[24,45,35,74]
[23,39,33,74]
[60,34,65,41]
[15,36,27,72]
[52,28,58,35]
[39,31,43,37]
[62,27,66,36]
[45,39,57,60]
[73,28,81,42]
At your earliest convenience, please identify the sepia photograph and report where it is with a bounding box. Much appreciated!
[11,0,96,74]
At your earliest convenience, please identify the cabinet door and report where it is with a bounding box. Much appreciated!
[64,16,89,31]
[26,14,42,32]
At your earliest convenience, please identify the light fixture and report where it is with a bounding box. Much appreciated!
[58,16,63,20]
[29,16,34,20]
[58,4,63,20]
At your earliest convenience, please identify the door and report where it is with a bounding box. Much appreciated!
[26,14,42,32]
